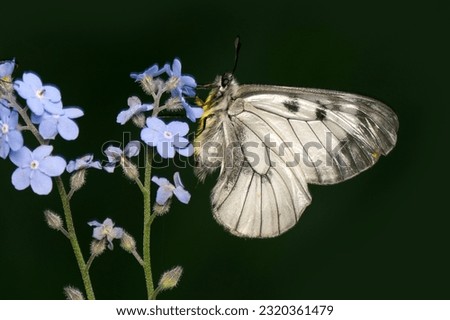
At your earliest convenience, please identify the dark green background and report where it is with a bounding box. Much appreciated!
[1,1,447,299]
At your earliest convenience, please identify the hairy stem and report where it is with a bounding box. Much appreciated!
[10,96,95,299]
[143,147,155,299]
[56,177,95,300]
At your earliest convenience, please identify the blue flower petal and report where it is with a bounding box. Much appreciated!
[104,146,122,162]
[0,138,10,159]
[156,186,173,205]
[43,85,61,102]
[176,143,194,157]
[156,140,175,158]
[181,75,196,89]
[27,97,45,116]
[30,170,53,195]
[57,117,79,140]
[64,107,84,119]
[173,172,184,188]
[7,130,24,151]
[141,127,162,146]
[13,80,33,99]
[151,176,170,187]
[124,141,141,157]
[173,136,189,149]
[43,100,63,115]
[10,146,32,167]
[0,59,15,78]
[7,109,19,127]
[171,58,182,76]
[32,145,53,161]
[39,156,66,177]
[167,121,189,137]
[145,117,166,133]
[173,186,191,204]
[39,118,58,139]
[12,167,31,190]
[87,220,102,227]
[23,72,43,90]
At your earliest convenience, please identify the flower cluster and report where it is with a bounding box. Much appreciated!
[0,59,89,195]
[118,58,201,159]
[1,56,196,299]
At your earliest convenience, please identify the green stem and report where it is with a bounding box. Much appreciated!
[143,148,155,299]
[10,96,96,299]
[56,177,95,300]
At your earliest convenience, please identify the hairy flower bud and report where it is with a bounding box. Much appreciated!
[164,97,184,111]
[63,286,84,300]
[132,113,146,128]
[158,266,183,291]
[70,169,86,192]
[120,232,136,253]
[121,158,139,181]
[90,239,106,257]
[153,199,172,216]
[44,209,63,230]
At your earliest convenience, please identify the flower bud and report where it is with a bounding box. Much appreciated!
[164,97,183,111]
[132,113,146,128]
[141,77,163,95]
[70,169,86,192]
[120,232,136,253]
[153,199,171,216]
[164,76,180,92]
[90,239,106,257]
[158,266,183,291]
[44,209,63,230]
[63,286,85,300]
[121,158,139,181]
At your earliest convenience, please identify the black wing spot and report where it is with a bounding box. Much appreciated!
[282,100,300,112]
[315,108,326,121]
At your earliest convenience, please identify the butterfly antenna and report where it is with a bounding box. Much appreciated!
[232,36,241,75]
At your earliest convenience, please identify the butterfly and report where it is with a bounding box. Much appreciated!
[194,44,398,238]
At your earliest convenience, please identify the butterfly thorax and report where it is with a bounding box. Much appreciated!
[196,74,239,136]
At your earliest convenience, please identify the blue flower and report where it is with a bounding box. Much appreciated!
[88,218,124,250]
[13,72,63,116]
[166,59,203,122]
[167,58,197,97]
[0,59,15,79]
[103,141,141,173]
[31,107,83,140]
[130,64,168,81]
[0,102,23,159]
[116,96,153,125]
[152,172,191,205]
[140,117,193,158]
[66,154,102,173]
[180,98,204,122]
[10,145,66,195]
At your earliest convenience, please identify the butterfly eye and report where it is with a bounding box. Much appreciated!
[221,73,233,88]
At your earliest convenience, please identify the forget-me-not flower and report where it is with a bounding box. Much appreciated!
[130,64,168,81]
[31,107,84,140]
[88,218,124,250]
[152,172,191,205]
[10,145,66,195]
[14,72,63,116]
[166,59,203,122]
[103,140,141,173]
[66,154,102,173]
[0,103,23,159]
[0,59,15,79]
[140,117,193,158]
[116,96,153,125]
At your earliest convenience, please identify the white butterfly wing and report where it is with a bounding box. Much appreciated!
[196,84,398,238]
[236,85,398,184]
